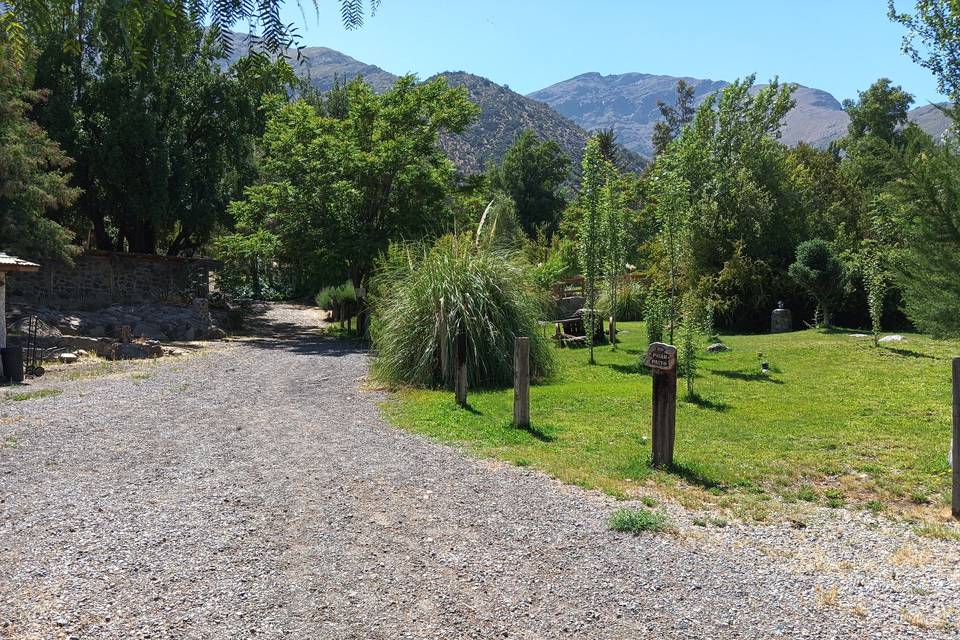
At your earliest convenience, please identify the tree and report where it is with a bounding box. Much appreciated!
[652,80,696,157]
[602,167,626,349]
[891,140,960,337]
[490,130,570,238]
[889,0,960,101]
[595,128,620,166]
[651,174,689,344]
[227,75,478,322]
[579,137,605,364]
[651,76,799,329]
[0,38,78,262]
[30,5,298,255]
[5,0,380,62]
[788,239,846,327]
[842,78,914,145]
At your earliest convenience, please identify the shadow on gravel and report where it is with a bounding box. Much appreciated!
[237,303,367,358]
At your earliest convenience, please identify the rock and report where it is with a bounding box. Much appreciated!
[849,333,869,338]
[203,326,227,341]
[75,350,89,358]
[58,353,79,364]
[109,342,163,361]
[770,307,792,334]
[8,317,62,338]
[878,335,904,343]
[706,343,729,353]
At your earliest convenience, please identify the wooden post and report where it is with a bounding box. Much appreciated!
[439,300,449,385]
[455,331,467,407]
[608,316,616,346]
[513,337,530,428]
[952,357,960,518]
[645,342,678,468]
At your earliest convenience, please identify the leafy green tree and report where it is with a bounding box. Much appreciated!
[490,130,570,238]
[0,39,78,262]
[788,239,846,327]
[652,79,696,157]
[6,0,380,62]
[31,6,298,255]
[227,76,478,316]
[579,136,605,364]
[890,140,960,337]
[889,0,960,101]
[651,76,799,329]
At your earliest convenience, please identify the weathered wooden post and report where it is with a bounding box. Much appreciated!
[952,357,960,519]
[608,315,616,346]
[513,337,530,428]
[439,300,449,384]
[645,342,678,468]
[455,331,468,407]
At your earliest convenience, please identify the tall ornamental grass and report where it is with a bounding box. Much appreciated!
[370,234,555,389]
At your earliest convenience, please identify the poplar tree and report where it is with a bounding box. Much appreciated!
[579,137,605,364]
[602,167,626,349]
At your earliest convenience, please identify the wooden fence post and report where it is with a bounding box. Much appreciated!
[645,342,678,468]
[455,331,468,407]
[952,357,960,518]
[513,337,530,428]
[439,300,449,385]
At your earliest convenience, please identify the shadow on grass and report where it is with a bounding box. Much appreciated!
[712,370,784,385]
[683,393,731,412]
[457,402,483,415]
[666,460,725,491]
[519,423,556,442]
[605,362,646,375]
[884,347,936,359]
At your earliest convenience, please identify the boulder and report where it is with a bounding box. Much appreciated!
[879,334,904,343]
[203,326,227,341]
[706,342,729,353]
[58,352,79,364]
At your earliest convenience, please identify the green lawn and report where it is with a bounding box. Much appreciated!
[382,323,960,521]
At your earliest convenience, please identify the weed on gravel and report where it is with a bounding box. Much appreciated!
[5,388,62,402]
[608,507,669,534]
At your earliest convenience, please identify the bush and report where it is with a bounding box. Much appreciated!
[644,286,669,345]
[599,280,645,321]
[788,239,847,327]
[370,234,555,388]
[315,281,358,321]
[608,507,668,534]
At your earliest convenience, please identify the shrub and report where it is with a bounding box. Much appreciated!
[315,281,358,322]
[788,239,847,327]
[644,286,669,345]
[370,234,555,388]
[608,507,668,534]
[599,281,645,322]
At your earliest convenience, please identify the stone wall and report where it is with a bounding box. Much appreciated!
[7,251,215,308]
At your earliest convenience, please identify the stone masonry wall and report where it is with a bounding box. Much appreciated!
[7,251,213,308]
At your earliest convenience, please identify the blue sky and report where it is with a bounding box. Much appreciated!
[278,0,946,105]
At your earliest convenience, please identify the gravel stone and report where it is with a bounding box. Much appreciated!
[1,303,958,639]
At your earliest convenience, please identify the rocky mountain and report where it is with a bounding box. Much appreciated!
[530,72,952,157]
[221,35,635,175]
[430,71,594,174]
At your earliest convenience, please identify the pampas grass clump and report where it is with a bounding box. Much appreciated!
[370,234,555,389]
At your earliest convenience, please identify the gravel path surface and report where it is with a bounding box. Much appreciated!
[2,303,958,639]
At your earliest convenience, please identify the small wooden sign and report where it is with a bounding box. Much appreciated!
[644,342,677,371]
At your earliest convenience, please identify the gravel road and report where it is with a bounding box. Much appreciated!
[1,303,958,639]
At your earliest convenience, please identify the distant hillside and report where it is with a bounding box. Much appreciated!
[221,32,398,92]
[530,72,952,157]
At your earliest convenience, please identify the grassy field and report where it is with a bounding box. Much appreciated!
[382,323,960,523]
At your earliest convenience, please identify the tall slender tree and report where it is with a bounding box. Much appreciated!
[579,137,605,364]
[602,166,626,350]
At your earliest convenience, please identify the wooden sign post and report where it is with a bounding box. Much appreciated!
[455,331,468,407]
[513,337,530,428]
[645,342,678,468]
[953,357,960,519]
